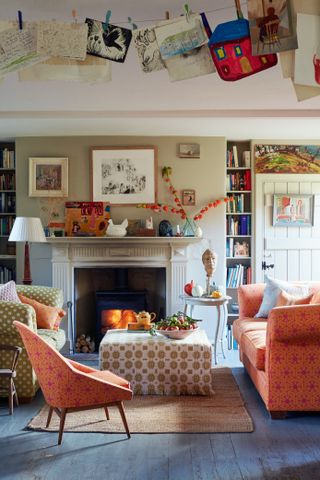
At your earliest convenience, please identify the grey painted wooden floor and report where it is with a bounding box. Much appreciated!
[1,350,320,480]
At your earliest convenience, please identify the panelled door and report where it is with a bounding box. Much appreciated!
[255,174,320,283]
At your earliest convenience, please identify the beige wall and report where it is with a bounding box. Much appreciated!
[15,136,227,312]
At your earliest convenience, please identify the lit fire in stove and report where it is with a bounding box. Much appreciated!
[101,309,137,333]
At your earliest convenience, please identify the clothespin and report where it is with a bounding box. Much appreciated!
[104,10,112,27]
[71,9,77,24]
[184,4,191,22]
[17,10,23,30]
[128,17,138,30]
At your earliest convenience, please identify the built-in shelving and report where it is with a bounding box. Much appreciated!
[0,142,16,282]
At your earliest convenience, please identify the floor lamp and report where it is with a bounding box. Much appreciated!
[8,217,46,285]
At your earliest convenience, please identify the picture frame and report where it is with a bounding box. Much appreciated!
[29,157,68,197]
[254,144,320,174]
[181,189,196,206]
[178,143,200,159]
[91,146,157,205]
[273,194,314,227]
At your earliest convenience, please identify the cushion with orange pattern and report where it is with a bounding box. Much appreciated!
[275,290,313,308]
[18,294,66,330]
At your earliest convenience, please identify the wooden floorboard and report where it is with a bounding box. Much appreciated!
[2,359,320,480]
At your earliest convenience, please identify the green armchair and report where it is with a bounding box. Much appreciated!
[0,285,66,401]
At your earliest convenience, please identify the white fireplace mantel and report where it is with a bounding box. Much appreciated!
[47,236,202,350]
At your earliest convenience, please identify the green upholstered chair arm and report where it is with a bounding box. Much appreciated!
[16,285,64,308]
[0,301,37,338]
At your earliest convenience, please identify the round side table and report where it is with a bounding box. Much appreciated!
[179,295,231,365]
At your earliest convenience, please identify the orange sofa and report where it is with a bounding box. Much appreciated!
[233,283,320,418]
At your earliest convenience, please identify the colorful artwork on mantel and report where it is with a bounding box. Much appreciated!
[65,201,110,236]
[255,144,320,173]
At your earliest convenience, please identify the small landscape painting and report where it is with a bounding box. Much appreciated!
[255,145,320,173]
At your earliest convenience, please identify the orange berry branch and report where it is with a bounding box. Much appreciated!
[138,166,233,221]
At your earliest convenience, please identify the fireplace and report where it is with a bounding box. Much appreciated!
[49,236,201,353]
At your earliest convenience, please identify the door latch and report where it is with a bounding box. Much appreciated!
[262,261,274,271]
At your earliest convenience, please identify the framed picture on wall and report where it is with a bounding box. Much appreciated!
[181,189,196,206]
[178,143,200,159]
[29,157,68,197]
[273,194,314,227]
[91,146,157,205]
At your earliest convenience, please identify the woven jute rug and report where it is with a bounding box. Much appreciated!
[27,367,253,434]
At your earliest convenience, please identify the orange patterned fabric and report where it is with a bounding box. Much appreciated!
[238,284,265,319]
[275,290,313,307]
[18,294,66,330]
[237,283,320,413]
[233,318,267,344]
[13,321,132,409]
[240,330,266,371]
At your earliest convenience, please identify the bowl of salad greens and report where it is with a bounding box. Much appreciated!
[152,312,199,339]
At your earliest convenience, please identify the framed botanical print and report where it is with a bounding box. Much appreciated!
[29,157,68,197]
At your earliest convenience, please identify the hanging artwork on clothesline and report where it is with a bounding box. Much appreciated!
[0,25,46,76]
[154,14,208,60]
[19,55,112,83]
[247,0,297,56]
[164,12,215,82]
[86,18,132,63]
[208,0,277,81]
[37,21,88,61]
[133,27,165,73]
[294,13,320,88]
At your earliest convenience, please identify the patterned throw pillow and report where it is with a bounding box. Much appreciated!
[0,280,21,303]
[18,294,66,330]
[310,290,320,304]
[275,290,313,307]
[256,276,310,318]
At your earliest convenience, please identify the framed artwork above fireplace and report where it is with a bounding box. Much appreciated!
[91,146,157,205]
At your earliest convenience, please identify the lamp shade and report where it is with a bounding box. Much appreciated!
[8,217,46,243]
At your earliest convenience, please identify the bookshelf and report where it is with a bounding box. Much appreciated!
[0,142,16,283]
[225,140,253,348]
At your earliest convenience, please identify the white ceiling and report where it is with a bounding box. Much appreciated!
[1,0,320,139]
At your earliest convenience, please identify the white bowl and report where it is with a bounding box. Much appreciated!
[156,326,198,340]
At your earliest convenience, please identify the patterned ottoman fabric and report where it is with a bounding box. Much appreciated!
[99,329,213,395]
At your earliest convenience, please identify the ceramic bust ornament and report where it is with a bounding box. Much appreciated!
[202,248,217,296]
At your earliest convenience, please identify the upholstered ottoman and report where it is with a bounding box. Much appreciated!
[99,329,213,395]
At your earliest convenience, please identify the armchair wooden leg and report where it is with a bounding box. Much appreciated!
[58,408,67,445]
[46,406,54,428]
[13,384,19,407]
[9,379,14,415]
[270,410,287,420]
[104,407,110,420]
[117,401,131,439]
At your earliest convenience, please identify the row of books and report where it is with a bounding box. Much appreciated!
[226,265,252,288]
[0,193,15,213]
[0,216,15,235]
[0,173,15,191]
[226,146,251,168]
[226,238,250,258]
[0,149,15,169]
[226,215,251,236]
[226,170,251,191]
[0,266,15,284]
[226,193,247,213]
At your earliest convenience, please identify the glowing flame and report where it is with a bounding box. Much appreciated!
[101,309,137,333]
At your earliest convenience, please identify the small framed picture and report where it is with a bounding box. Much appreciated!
[29,157,68,197]
[273,194,314,227]
[178,143,200,159]
[182,189,196,206]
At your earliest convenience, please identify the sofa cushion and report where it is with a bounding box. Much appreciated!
[240,330,266,371]
[233,317,267,344]
[0,281,21,303]
[37,328,66,351]
[310,290,320,304]
[256,276,309,318]
[276,290,313,307]
[19,294,66,330]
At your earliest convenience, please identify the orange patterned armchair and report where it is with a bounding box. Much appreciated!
[233,283,320,418]
[14,321,133,444]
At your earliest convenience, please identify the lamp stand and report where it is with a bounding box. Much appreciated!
[23,241,32,285]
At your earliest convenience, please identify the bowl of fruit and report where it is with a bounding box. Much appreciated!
[153,313,199,340]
